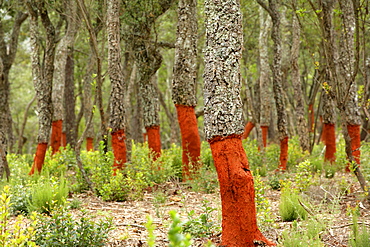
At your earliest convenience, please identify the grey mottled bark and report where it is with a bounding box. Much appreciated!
[259,6,271,127]
[204,0,244,140]
[291,8,309,151]
[27,1,56,144]
[257,0,288,141]
[107,0,125,133]
[0,11,28,153]
[83,54,95,140]
[172,0,198,107]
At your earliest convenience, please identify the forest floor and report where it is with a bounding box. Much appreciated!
[74,172,370,247]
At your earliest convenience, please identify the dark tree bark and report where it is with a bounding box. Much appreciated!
[257,0,289,170]
[172,0,201,179]
[204,0,275,246]
[27,0,57,175]
[107,0,127,170]
[291,3,309,152]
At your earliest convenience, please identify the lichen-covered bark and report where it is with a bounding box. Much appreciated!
[172,0,198,106]
[203,0,244,140]
[83,54,95,141]
[107,0,125,133]
[135,44,162,128]
[291,9,309,152]
[64,53,76,147]
[259,6,271,127]
[28,1,56,144]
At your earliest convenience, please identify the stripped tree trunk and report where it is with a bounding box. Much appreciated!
[107,0,127,170]
[27,1,57,175]
[258,6,271,148]
[0,11,28,177]
[291,6,309,152]
[172,0,201,179]
[204,0,275,245]
[258,0,289,170]
[338,0,362,172]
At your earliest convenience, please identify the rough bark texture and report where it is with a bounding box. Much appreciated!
[108,0,127,168]
[83,55,96,149]
[259,6,271,127]
[64,52,76,147]
[0,11,27,155]
[291,10,309,152]
[258,0,289,170]
[308,104,314,133]
[27,1,57,174]
[176,105,201,179]
[204,0,274,246]
[172,0,201,178]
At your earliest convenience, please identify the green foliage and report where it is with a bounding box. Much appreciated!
[288,136,309,169]
[27,176,69,214]
[145,215,156,247]
[348,205,370,247]
[0,186,37,247]
[34,209,114,247]
[254,175,273,228]
[182,200,220,238]
[279,184,308,222]
[294,160,314,192]
[281,220,324,247]
[186,164,219,194]
[168,210,193,247]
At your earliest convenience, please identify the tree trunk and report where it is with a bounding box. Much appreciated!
[291,7,309,152]
[204,0,275,245]
[258,0,289,170]
[107,0,127,170]
[241,121,255,140]
[172,0,201,179]
[27,1,57,175]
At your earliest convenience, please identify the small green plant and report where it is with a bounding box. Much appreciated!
[0,186,38,246]
[145,215,156,247]
[294,160,314,192]
[34,209,114,247]
[281,220,324,246]
[68,197,82,210]
[254,175,273,229]
[168,210,193,247]
[27,176,69,214]
[348,205,370,247]
[182,200,220,238]
[186,164,219,194]
[279,184,308,222]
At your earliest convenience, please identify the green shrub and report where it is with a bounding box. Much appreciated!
[288,136,309,169]
[182,200,220,238]
[34,209,114,247]
[279,185,308,222]
[186,164,219,193]
[0,186,37,246]
[294,160,314,192]
[168,210,192,247]
[254,175,273,229]
[281,220,324,247]
[27,176,69,214]
[348,205,370,247]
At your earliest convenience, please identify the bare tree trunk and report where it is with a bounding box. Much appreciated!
[258,0,289,170]
[204,0,275,245]
[172,0,201,179]
[27,1,57,175]
[291,4,309,152]
[107,0,127,170]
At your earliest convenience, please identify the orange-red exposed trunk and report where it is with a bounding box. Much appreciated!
[61,132,67,147]
[50,120,62,155]
[279,136,289,170]
[346,124,361,172]
[146,125,161,160]
[29,143,48,175]
[323,123,336,163]
[111,129,127,170]
[86,137,94,151]
[261,125,268,147]
[308,104,314,133]
[175,105,201,180]
[209,135,275,246]
[241,121,255,140]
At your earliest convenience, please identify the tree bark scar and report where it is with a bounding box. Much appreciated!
[241,121,255,140]
[50,120,62,155]
[111,129,127,171]
[29,142,48,175]
[279,136,288,170]
[145,125,161,161]
[175,105,201,180]
[346,124,361,172]
[323,123,336,164]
